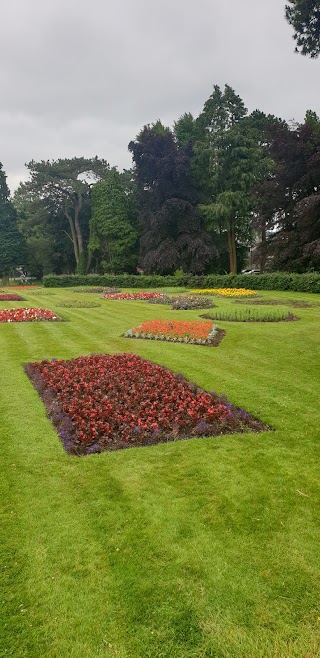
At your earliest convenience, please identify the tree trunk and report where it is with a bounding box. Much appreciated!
[2,274,9,286]
[65,207,79,264]
[260,223,267,273]
[228,220,237,274]
[74,194,83,257]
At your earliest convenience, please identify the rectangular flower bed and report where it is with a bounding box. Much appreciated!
[25,352,269,455]
[103,291,165,300]
[124,319,224,346]
[0,308,61,323]
[0,293,25,301]
[191,288,257,297]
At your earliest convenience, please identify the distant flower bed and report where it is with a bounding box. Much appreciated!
[191,288,257,297]
[0,308,61,323]
[201,309,298,322]
[234,298,320,308]
[104,291,165,300]
[124,319,224,346]
[57,299,101,308]
[74,287,122,294]
[9,286,41,290]
[25,352,269,455]
[147,295,215,310]
[0,293,25,301]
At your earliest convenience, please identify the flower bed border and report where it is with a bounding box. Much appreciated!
[124,328,225,347]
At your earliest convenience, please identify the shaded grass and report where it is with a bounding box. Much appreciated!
[1,287,320,657]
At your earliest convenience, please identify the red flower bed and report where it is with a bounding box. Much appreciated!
[25,353,269,455]
[103,291,165,300]
[125,319,224,346]
[9,285,41,290]
[0,293,25,301]
[0,308,61,322]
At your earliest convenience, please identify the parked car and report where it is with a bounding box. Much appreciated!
[241,269,260,275]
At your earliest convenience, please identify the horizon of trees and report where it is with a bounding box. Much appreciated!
[1,83,320,279]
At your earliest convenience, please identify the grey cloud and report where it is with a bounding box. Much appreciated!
[1,0,320,190]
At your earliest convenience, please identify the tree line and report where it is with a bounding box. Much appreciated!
[1,83,320,280]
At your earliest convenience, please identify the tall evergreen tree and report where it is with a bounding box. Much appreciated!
[285,0,320,57]
[0,163,25,283]
[89,168,138,273]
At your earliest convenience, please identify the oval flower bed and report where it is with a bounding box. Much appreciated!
[124,319,225,346]
[147,295,215,310]
[0,308,61,323]
[103,291,165,300]
[25,352,269,455]
[191,288,257,297]
[0,293,25,301]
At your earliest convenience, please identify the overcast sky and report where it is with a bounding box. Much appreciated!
[1,0,319,191]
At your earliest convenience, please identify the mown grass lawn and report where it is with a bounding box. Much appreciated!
[1,287,320,658]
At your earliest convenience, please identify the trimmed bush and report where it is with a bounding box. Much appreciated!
[43,272,320,294]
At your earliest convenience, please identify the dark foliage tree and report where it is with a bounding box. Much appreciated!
[129,123,217,274]
[255,113,320,271]
[285,0,320,57]
[0,163,25,283]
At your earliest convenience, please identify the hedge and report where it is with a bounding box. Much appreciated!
[42,272,320,293]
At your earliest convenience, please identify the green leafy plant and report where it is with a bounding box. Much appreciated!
[201,308,298,322]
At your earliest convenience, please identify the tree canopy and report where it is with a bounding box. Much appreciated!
[285,0,320,57]
[0,162,25,281]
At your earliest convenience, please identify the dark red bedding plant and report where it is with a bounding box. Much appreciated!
[0,293,25,301]
[25,352,269,455]
[0,308,61,322]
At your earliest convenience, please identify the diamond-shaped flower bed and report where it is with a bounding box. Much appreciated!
[0,293,25,301]
[103,291,165,300]
[124,319,225,346]
[25,353,269,455]
[0,308,62,322]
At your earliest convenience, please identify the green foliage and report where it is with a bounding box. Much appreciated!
[201,308,298,322]
[43,272,320,293]
[285,0,320,57]
[89,169,138,273]
[0,163,26,278]
[22,157,110,274]
[56,299,101,308]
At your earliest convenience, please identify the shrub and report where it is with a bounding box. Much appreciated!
[43,272,320,294]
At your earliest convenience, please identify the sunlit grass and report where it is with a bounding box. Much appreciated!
[1,286,320,658]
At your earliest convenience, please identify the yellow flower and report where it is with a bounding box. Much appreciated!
[190,288,257,297]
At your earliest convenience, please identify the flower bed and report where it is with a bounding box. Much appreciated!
[74,287,121,294]
[57,300,101,308]
[147,295,215,310]
[0,308,61,323]
[124,319,224,346]
[191,288,257,297]
[103,291,165,300]
[25,352,269,455]
[8,285,41,290]
[201,309,298,322]
[0,293,25,301]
